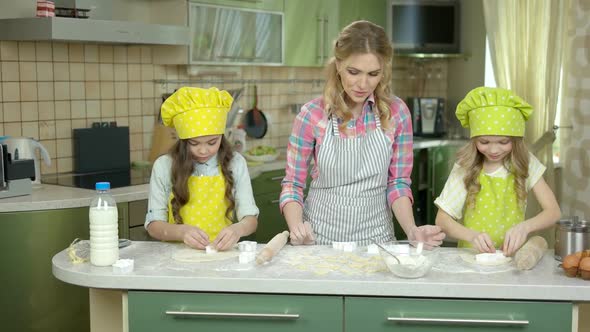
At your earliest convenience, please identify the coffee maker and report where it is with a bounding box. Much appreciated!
[406,97,446,137]
[0,144,35,198]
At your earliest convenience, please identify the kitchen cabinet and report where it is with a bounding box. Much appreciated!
[426,144,460,225]
[128,291,343,332]
[192,0,284,12]
[339,0,387,30]
[284,0,340,67]
[250,169,288,243]
[345,297,572,332]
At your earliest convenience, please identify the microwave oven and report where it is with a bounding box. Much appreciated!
[406,97,446,137]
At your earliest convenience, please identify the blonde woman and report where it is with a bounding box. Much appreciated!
[434,87,561,256]
[280,21,445,246]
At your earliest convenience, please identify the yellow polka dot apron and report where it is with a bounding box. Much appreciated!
[167,167,232,240]
[458,171,524,248]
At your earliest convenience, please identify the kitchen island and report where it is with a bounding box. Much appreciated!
[52,241,590,332]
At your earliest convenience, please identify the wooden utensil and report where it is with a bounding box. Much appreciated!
[256,231,289,265]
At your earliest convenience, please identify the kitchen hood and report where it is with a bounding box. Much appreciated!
[0,17,190,45]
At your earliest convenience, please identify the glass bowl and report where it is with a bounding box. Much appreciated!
[377,240,439,278]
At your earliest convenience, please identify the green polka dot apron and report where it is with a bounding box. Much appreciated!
[167,166,232,240]
[458,171,524,248]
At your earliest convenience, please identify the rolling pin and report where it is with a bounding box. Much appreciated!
[256,231,290,265]
[514,236,548,270]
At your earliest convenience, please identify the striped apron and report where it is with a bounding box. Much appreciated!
[303,114,395,245]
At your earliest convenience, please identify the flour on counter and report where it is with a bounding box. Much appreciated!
[173,247,240,263]
[282,246,387,275]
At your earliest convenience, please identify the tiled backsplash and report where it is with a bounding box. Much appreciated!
[0,41,448,175]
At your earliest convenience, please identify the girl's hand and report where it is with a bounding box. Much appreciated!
[409,225,445,247]
[502,223,529,256]
[213,224,244,251]
[470,232,495,253]
[180,224,210,249]
[289,221,315,245]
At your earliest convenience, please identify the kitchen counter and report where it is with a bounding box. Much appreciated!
[53,241,590,302]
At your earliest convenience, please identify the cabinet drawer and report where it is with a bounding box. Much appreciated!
[129,292,342,332]
[345,297,572,332]
[251,169,285,195]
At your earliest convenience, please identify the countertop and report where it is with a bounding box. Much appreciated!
[0,139,466,213]
[52,241,590,302]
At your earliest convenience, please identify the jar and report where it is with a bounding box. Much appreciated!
[554,216,590,261]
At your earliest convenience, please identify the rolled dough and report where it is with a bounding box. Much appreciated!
[173,248,240,262]
[460,252,512,266]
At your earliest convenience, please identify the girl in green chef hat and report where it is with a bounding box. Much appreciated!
[434,87,561,256]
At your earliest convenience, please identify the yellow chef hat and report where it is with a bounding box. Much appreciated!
[455,87,533,138]
[161,87,233,139]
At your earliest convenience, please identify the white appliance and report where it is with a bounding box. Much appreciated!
[0,137,51,185]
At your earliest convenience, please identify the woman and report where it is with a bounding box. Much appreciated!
[280,21,445,246]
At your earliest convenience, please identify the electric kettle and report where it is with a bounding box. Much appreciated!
[0,137,51,185]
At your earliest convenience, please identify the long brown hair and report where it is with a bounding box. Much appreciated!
[458,137,529,210]
[169,136,236,224]
[323,20,393,130]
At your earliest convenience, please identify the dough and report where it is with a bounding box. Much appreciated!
[460,252,512,266]
[173,248,240,263]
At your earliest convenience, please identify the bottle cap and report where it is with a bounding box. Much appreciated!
[95,182,111,190]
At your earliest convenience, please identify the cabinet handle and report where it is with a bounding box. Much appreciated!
[387,317,529,327]
[270,199,280,204]
[165,310,300,320]
[270,176,284,181]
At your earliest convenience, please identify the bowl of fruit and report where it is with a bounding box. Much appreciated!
[243,145,280,162]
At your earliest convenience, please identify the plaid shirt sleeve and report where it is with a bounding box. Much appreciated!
[386,97,414,206]
[279,99,324,210]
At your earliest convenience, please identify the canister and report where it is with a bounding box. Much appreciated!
[554,217,590,260]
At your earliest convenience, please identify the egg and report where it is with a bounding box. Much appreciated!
[562,253,580,278]
[579,257,590,280]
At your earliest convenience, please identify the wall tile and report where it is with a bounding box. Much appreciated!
[115,99,128,117]
[140,46,152,64]
[69,63,84,81]
[57,157,73,173]
[141,82,154,98]
[141,98,155,115]
[38,101,55,120]
[21,82,38,101]
[55,100,71,119]
[34,42,52,61]
[99,45,114,63]
[36,82,53,101]
[142,115,154,133]
[53,63,68,81]
[128,46,141,64]
[40,120,56,139]
[86,100,100,118]
[22,121,39,139]
[84,45,99,63]
[71,119,86,129]
[3,102,21,122]
[130,133,142,150]
[84,63,99,81]
[128,64,141,81]
[101,99,115,118]
[129,116,142,133]
[141,64,154,80]
[19,62,37,81]
[0,123,4,136]
[71,100,86,119]
[54,82,70,100]
[114,82,128,99]
[114,64,128,81]
[2,62,20,81]
[56,119,72,139]
[85,81,100,99]
[154,65,166,80]
[21,101,38,121]
[56,138,72,158]
[114,46,127,63]
[37,62,54,81]
[18,42,36,61]
[52,43,68,62]
[70,81,85,100]
[4,122,22,136]
[0,41,19,61]
[68,44,84,62]
[128,82,141,98]
[99,63,114,81]
[100,82,114,99]
[129,99,141,115]
[115,117,129,127]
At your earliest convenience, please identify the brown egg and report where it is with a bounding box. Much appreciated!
[579,257,590,280]
[562,254,580,278]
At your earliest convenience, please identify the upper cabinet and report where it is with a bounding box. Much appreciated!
[284,0,340,67]
[339,0,387,30]
[188,2,283,65]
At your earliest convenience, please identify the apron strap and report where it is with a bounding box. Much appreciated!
[331,117,340,136]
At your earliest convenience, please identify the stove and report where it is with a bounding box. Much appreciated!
[42,167,152,189]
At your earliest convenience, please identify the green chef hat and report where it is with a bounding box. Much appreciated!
[456,87,533,138]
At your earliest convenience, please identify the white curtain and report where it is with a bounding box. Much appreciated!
[483,0,570,244]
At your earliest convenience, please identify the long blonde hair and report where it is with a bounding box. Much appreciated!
[457,137,529,210]
[323,20,393,130]
[169,136,236,224]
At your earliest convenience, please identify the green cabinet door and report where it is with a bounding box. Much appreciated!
[254,191,288,243]
[128,291,343,332]
[339,0,387,29]
[0,208,90,332]
[393,148,427,240]
[285,0,339,67]
[345,297,572,332]
[426,145,460,225]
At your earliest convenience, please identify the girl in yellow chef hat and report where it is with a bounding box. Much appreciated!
[434,87,561,256]
[144,87,259,251]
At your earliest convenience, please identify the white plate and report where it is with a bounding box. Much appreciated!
[243,151,280,162]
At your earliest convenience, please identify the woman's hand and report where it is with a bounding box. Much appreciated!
[289,221,315,245]
[213,223,244,251]
[179,224,210,249]
[409,225,445,247]
[470,232,496,253]
[502,223,529,256]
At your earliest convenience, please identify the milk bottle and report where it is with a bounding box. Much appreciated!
[89,182,119,266]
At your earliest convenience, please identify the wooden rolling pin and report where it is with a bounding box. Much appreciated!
[256,231,290,265]
[514,236,548,270]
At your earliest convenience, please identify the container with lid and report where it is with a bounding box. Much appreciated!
[554,216,590,261]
